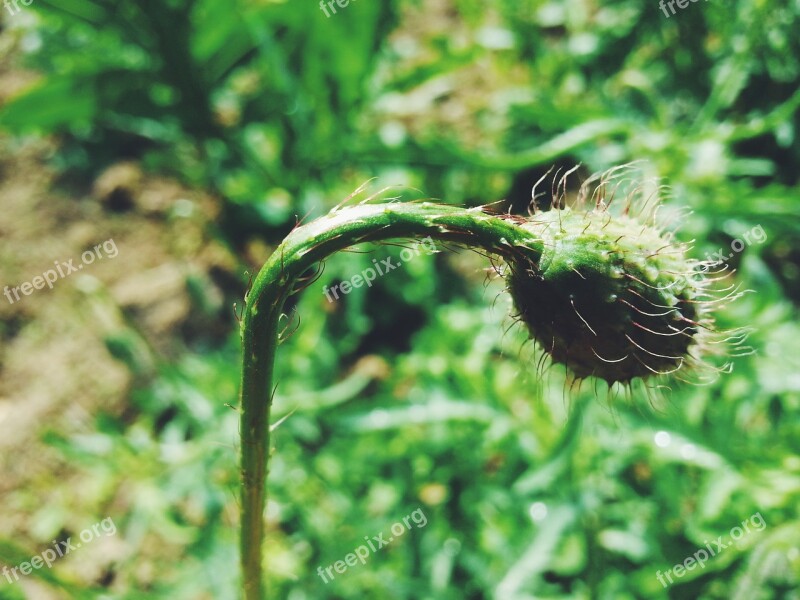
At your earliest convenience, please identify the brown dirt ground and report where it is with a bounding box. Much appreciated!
[0,49,244,596]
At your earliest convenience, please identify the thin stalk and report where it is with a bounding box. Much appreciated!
[239,202,544,599]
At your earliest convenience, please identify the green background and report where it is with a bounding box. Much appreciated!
[0,0,798,598]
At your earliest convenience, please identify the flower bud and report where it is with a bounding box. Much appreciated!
[505,173,740,385]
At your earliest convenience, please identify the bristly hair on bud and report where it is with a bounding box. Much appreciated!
[503,164,750,387]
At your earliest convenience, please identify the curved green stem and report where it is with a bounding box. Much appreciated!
[239,202,544,599]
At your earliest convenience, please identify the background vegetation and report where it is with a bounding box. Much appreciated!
[0,0,798,598]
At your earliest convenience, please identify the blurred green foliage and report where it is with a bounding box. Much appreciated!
[1,0,799,598]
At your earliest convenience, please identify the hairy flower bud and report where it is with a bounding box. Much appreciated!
[504,169,742,385]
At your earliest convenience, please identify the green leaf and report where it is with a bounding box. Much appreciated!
[0,77,96,133]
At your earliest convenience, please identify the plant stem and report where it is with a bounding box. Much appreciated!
[239,202,544,599]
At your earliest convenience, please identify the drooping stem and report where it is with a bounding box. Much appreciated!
[239,202,544,599]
